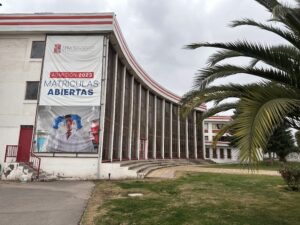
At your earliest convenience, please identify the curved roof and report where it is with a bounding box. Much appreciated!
[0,12,206,111]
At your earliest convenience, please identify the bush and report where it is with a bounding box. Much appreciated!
[279,165,300,191]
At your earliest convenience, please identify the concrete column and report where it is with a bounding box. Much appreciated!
[202,120,206,159]
[193,111,197,159]
[153,95,157,159]
[185,117,189,159]
[117,66,126,161]
[108,53,118,162]
[145,90,149,160]
[136,84,141,160]
[97,37,109,178]
[177,107,180,158]
[170,104,173,159]
[127,75,134,160]
[161,99,165,159]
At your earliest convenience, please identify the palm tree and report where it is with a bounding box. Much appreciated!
[181,0,300,163]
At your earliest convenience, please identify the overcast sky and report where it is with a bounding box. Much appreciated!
[0,0,288,97]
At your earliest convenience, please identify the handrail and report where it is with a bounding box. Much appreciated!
[4,145,18,162]
[25,152,41,179]
[4,145,41,179]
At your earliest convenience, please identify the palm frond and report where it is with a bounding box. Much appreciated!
[194,64,292,90]
[200,102,238,120]
[234,84,300,162]
[230,19,300,48]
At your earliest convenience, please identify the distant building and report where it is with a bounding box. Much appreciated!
[203,116,239,163]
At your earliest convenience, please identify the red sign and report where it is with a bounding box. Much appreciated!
[54,43,61,53]
[50,72,94,78]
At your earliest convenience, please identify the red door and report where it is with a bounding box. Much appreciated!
[16,126,33,162]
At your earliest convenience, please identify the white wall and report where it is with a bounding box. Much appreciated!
[0,35,45,166]
[286,153,300,162]
[40,157,137,180]
[99,163,137,180]
[40,157,98,179]
[204,146,240,163]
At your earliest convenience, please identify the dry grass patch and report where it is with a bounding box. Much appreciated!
[81,173,300,225]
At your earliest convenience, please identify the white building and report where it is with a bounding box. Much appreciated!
[203,116,239,163]
[0,13,206,180]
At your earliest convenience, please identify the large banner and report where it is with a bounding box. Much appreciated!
[40,35,103,106]
[35,106,100,153]
[35,35,103,153]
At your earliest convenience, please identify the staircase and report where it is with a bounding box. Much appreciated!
[19,163,56,181]
[3,145,56,182]
[1,162,56,181]
[119,159,212,178]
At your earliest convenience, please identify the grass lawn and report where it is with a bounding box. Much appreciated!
[81,173,300,225]
[205,161,300,171]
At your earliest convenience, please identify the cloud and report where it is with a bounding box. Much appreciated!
[0,0,287,97]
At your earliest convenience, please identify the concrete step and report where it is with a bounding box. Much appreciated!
[127,161,167,170]
[121,159,214,178]
[142,165,178,176]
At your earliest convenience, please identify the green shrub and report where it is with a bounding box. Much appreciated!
[279,165,300,191]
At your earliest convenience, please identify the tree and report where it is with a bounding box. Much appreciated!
[265,123,298,161]
[181,0,300,163]
[296,130,300,147]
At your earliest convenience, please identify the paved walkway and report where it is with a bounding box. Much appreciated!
[146,165,280,179]
[0,181,94,225]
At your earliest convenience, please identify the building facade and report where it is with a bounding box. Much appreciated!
[203,116,239,163]
[0,13,206,179]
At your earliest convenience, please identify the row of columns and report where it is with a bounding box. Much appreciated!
[107,54,200,162]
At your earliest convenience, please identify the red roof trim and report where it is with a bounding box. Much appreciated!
[0,15,113,20]
[0,21,113,26]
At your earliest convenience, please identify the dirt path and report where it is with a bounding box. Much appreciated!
[146,165,280,179]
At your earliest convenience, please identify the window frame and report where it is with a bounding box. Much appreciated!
[213,149,217,159]
[205,148,210,158]
[220,148,224,159]
[227,148,232,159]
[30,41,46,59]
[25,81,39,100]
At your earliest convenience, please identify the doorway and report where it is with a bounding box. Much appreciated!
[16,125,33,162]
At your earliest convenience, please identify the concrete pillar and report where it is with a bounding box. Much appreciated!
[117,66,126,161]
[161,99,165,159]
[170,103,173,159]
[202,120,206,159]
[153,95,157,159]
[136,84,141,160]
[127,75,134,160]
[185,117,189,159]
[177,107,180,158]
[193,111,197,159]
[145,90,149,160]
[108,53,118,162]
[97,37,109,178]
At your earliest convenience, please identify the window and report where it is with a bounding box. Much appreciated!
[212,123,224,130]
[213,149,217,158]
[220,148,224,159]
[30,41,45,58]
[204,123,208,130]
[205,136,209,141]
[219,136,231,142]
[227,149,232,159]
[205,148,210,158]
[25,81,39,100]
